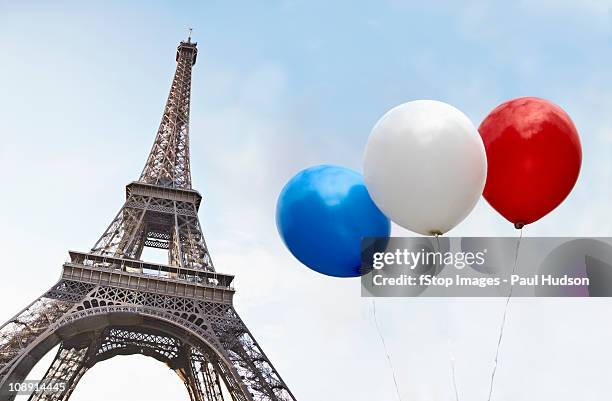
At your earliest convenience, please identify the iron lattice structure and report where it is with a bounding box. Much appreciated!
[0,38,296,401]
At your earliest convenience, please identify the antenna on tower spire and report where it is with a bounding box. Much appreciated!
[187,27,193,43]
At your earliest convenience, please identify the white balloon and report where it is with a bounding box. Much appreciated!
[363,100,487,235]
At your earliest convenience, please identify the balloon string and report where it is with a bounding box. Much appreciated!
[486,227,523,401]
[448,338,460,401]
[372,299,403,401]
[437,234,460,401]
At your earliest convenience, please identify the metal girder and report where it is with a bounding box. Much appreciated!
[28,345,90,401]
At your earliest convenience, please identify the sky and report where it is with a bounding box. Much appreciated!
[1,0,612,400]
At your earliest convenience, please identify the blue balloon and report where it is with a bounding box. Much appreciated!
[276,165,391,278]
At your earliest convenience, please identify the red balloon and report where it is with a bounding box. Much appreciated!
[479,97,582,228]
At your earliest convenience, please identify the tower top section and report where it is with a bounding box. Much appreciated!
[177,27,197,65]
[139,38,198,189]
[177,40,197,65]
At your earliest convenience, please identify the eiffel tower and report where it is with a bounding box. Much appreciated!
[0,36,296,401]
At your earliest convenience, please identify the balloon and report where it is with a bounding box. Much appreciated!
[276,165,391,278]
[363,100,487,236]
[479,97,582,228]
[537,239,612,297]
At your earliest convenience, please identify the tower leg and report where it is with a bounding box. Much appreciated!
[212,308,297,401]
[200,361,224,401]
[175,346,205,401]
[28,344,91,401]
[0,296,77,378]
[176,346,226,401]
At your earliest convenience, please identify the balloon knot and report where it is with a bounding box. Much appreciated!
[514,222,525,230]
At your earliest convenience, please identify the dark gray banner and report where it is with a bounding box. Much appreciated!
[361,237,612,297]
